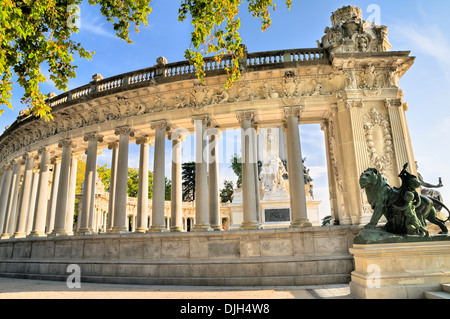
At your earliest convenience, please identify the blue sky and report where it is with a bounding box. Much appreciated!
[1,1,450,221]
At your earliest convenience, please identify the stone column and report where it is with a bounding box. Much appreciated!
[284,107,311,228]
[106,142,118,231]
[237,111,261,229]
[149,121,168,232]
[0,164,13,234]
[192,115,212,232]
[14,154,35,238]
[46,158,61,234]
[78,133,103,234]
[3,159,24,238]
[208,127,222,230]
[111,127,134,233]
[51,140,75,236]
[135,137,152,233]
[26,169,39,234]
[170,129,185,232]
[28,148,51,237]
[65,155,78,235]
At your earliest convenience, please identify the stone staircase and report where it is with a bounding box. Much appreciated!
[425,284,450,299]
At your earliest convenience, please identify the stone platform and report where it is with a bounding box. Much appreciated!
[349,235,450,299]
[0,226,361,286]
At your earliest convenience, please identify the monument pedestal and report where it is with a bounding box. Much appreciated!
[349,233,450,299]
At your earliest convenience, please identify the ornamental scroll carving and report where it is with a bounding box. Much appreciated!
[362,108,395,176]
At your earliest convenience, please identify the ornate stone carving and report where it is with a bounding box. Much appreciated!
[319,5,392,53]
[363,108,395,175]
[114,127,135,137]
[236,110,254,123]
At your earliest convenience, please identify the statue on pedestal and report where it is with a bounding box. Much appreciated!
[358,163,449,243]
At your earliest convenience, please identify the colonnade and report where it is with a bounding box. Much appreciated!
[0,107,311,239]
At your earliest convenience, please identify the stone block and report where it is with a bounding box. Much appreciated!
[349,240,450,299]
[208,240,240,258]
[260,237,293,257]
[162,240,190,259]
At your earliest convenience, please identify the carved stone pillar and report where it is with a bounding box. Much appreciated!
[191,115,212,232]
[46,157,61,234]
[284,107,311,228]
[385,98,416,176]
[78,133,103,234]
[149,121,168,233]
[135,136,152,233]
[208,127,222,231]
[51,140,75,236]
[14,153,35,238]
[170,129,185,232]
[0,164,13,235]
[65,155,78,235]
[237,110,261,229]
[2,159,24,238]
[28,148,51,237]
[111,127,134,233]
[106,142,118,231]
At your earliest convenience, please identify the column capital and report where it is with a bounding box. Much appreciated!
[58,139,75,149]
[150,120,169,131]
[50,156,61,165]
[114,126,135,137]
[84,132,104,143]
[107,141,119,150]
[136,136,154,146]
[345,99,364,110]
[191,114,210,125]
[283,106,304,119]
[169,128,188,142]
[236,110,254,123]
[384,98,402,109]
[38,147,51,155]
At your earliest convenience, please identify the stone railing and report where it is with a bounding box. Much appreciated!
[13,47,327,124]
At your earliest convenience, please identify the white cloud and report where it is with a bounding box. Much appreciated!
[391,23,450,81]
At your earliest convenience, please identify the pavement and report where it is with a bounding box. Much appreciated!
[0,277,354,299]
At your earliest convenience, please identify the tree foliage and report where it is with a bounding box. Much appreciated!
[1,0,291,119]
[230,153,242,188]
[219,179,234,203]
[182,161,196,202]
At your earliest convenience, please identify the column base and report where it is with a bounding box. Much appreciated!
[26,232,47,238]
[147,226,168,233]
[134,228,149,233]
[211,225,224,231]
[76,229,94,235]
[1,234,12,239]
[240,222,262,230]
[109,227,129,234]
[170,226,185,232]
[290,219,312,228]
[48,230,71,237]
[191,224,213,232]
[12,232,27,239]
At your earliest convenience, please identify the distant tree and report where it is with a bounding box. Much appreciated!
[230,153,242,188]
[165,177,172,201]
[220,180,234,203]
[182,161,196,202]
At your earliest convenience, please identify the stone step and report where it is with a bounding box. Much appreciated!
[424,291,450,299]
[442,283,450,293]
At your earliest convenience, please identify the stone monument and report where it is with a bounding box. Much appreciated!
[229,126,321,229]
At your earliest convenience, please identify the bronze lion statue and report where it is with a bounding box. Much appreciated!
[359,166,449,235]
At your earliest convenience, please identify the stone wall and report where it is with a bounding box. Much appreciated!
[0,226,361,286]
